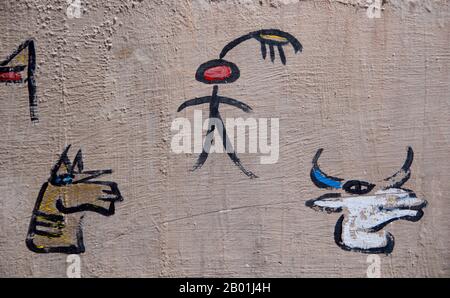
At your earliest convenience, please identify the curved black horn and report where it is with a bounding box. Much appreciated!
[310,149,344,189]
[384,146,414,189]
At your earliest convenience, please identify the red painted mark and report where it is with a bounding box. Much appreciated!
[204,65,232,82]
[0,72,22,82]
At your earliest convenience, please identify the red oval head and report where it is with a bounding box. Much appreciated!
[195,59,239,84]
[0,71,22,82]
[204,65,231,82]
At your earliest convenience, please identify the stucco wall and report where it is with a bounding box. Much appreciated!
[0,0,449,277]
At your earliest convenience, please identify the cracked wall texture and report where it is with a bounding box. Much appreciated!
[0,0,449,277]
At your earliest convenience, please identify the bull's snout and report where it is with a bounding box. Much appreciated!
[377,188,427,215]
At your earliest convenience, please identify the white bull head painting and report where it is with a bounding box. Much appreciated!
[305,147,427,254]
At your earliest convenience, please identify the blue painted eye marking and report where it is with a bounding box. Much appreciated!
[53,174,73,186]
[312,168,342,189]
[62,176,73,184]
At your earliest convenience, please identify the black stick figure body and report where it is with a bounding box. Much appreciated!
[178,29,302,178]
[178,59,256,177]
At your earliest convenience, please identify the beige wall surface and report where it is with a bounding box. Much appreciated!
[0,0,449,277]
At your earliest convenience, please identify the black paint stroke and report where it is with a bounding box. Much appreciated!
[0,39,38,123]
[384,146,413,189]
[310,148,344,189]
[218,96,253,113]
[260,42,267,60]
[0,65,26,74]
[342,180,375,195]
[34,210,64,222]
[334,215,396,254]
[178,96,253,113]
[219,29,303,63]
[177,96,211,112]
[277,45,286,65]
[26,145,123,254]
[269,44,275,63]
[33,228,63,238]
[305,193,342,213]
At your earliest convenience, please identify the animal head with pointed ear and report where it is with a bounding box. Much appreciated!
[26,145,123,254]
[305,147,427,254]
[49,145,113,186]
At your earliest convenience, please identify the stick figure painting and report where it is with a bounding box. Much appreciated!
[177,29,302,178]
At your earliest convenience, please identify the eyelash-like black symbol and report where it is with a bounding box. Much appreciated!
[219,29,303,65]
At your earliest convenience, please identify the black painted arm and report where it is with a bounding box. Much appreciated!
[218,96,253,113]
[177,96,210,112]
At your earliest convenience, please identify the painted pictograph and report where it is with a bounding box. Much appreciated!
[305,147,427,254]
[26,145,123,254]
[177,29,302,178]
[0,39,38,123]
